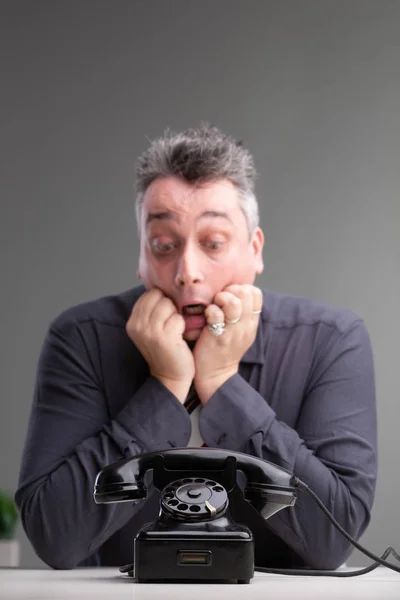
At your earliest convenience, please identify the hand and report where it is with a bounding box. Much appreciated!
[193,284,263,403]
[126,288,195,403]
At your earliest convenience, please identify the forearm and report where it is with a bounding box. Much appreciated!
[199,374,377,568]
[16,425,138,569]
[268,441,374,569]
[16,377,191,569]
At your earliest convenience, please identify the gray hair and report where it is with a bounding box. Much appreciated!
[135,124,259,236]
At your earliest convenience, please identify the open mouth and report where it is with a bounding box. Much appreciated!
[182,304,206,316]
[181,304,207,332]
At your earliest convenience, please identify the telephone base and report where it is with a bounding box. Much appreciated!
[133,527,254,583]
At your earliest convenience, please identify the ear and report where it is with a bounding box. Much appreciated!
[136,270,141,280]
[251,227,264,275]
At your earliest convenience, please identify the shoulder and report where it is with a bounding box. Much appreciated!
[260,289,363,334]
[258,290,373,384]
[48,285,147,335]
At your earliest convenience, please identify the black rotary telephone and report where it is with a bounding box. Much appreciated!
[94,447,400,582]
[94,447,297,583]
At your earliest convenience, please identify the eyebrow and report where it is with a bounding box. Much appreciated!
[146,210,233,225]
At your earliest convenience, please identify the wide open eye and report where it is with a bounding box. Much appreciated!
[151,239,177,254]
[203,241,224,250]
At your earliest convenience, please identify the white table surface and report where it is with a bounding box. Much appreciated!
[1,566,400,600]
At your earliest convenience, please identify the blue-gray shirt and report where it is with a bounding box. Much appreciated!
[16,286,377,570]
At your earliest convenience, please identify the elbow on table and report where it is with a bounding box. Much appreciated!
[22,520,82,570]
[16,492,84,570]
[304,509,371,570]
[305,543,354,570]
[44,553,79,570]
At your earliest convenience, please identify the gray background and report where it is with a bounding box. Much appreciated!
[1,0,399,568]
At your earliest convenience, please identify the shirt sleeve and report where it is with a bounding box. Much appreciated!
[198,320,377,569]
[15,320,191,569]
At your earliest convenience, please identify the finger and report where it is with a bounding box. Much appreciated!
[213,291,242,324]
[204,304,226,338]
[223,284,254,319]
[251,287,263,319]
[204,303,225,325]
[149,296,178,329]
[164,311,186,337]
[133,288,164,322]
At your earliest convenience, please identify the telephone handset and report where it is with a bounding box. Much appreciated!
[94,447,297,583]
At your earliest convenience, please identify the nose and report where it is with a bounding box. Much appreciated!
[174,244,204,287]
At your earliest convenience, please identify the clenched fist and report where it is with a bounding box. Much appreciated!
[194,284,263,403]
[126,288,195,403]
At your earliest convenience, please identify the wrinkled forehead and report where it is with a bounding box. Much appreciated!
[141,176,242,223]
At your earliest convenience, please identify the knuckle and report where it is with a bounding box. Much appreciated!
[163,297,175,310]
[150,287,162,297]
[229,296,242,310]
[243,284,254,296]
[214,291,228,304]
[237,285,250,298]
[224,284,240,295]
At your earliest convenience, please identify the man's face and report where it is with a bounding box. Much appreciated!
[138,176,264,341]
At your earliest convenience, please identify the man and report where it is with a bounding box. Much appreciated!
[16,124,377,570]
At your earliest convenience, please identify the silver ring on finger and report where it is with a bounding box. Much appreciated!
[252,309,262,315]
[226,317,240,324]
[208,322,225,336]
